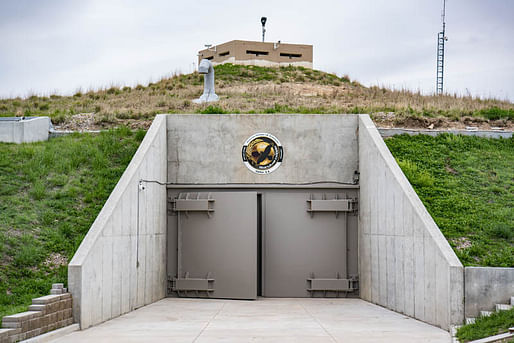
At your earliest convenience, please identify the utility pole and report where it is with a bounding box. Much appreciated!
[436,0,448,95]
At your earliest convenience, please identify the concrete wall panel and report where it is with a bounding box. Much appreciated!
[370,234,380,304]
[423,235,436,325]
[166,114,358,184]
[378,235,388,306]
[68,115,168,329]
[403,212,415,317]
[465,267,514,318]
[101,235,112,322]
[386,236,396,310]
[358,114,464,330]
[394,234,405,314]
[435,251,449,330]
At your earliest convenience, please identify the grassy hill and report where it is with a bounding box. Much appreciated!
[0,129,144,318]
[0,64,513,131]
[387,134,513,267]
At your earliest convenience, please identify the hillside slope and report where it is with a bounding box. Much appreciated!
[0,129,143,318]
[387,134,513,267]
[1,64,513,131]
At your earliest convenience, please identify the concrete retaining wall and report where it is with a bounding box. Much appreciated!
[166,114,359,184]
[358,114,464,330]
[0,117,50,143]
[465,267,514,318]
[68,115,168,329]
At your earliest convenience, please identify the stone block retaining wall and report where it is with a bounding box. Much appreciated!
[0,284,73,343]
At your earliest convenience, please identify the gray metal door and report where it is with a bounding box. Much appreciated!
[264,192,353,297]
[172,192,257,300]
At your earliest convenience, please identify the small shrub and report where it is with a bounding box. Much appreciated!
[135,130,146,142]
[491,224,513,241]
[106,87,121,95]
[51,111,67,124]
[476,107,514,120]
[30,180,46,200]
[13,237,44,267]
[198,105,227,114]
[397,159,435,187]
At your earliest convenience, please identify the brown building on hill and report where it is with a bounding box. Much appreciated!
[198,40,313,69]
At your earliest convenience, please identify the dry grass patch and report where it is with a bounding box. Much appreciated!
[1,64,512,130]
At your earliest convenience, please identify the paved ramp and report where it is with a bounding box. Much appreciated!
[50,298,450,342]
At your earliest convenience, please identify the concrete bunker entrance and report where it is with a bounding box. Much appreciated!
[166,186,359,300]
[69,114,464,331]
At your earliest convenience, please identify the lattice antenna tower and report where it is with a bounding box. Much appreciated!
[436,0,448,94]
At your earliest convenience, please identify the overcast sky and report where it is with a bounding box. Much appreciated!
[1,0,513,101]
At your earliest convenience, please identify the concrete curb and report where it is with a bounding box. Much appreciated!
[378,127,513,139]
[49,127,514,141]
[49,130,100,138]
[19,324,79,343]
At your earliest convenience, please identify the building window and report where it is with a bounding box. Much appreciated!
[205,56,214,60]
[246,50,269,56]
[219,51,230,56]
[280,53,302,59]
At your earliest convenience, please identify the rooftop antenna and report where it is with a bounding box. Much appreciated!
[204,44,215,52]
[436,0,448,95]
[261,17,267,42]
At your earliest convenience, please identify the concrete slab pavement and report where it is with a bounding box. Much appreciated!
[48,298,450,343]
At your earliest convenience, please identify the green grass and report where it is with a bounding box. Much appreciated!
[477,107,514,120]
[457,308,514,342]
[0,128,144,318]
[386,134,514,267]
[213,64,349,85]
[197,105,228,114]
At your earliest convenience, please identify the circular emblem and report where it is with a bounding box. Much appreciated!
[242,133,283,174]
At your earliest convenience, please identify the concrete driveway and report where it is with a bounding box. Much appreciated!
[49,298,450,342]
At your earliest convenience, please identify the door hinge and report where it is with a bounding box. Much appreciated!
[169,272,215,297]
[307,194,358,217]
[307,273,359,296]
[168,192,215,217]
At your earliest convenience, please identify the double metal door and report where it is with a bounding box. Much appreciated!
[168,190,356,299]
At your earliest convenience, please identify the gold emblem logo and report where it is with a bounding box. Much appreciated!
[242,133,283,174]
